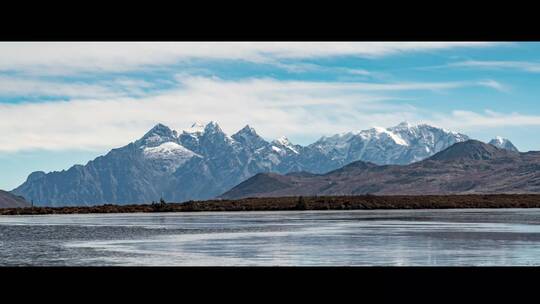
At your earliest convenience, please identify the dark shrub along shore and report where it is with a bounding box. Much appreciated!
[3,194,540,215]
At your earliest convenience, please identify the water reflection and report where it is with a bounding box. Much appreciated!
[2,209,540,265]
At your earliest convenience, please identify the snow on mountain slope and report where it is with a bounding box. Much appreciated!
[136,123,178,148]
[13,121,501,206]
[368,126,409,146]
[143,142,201,172]
[184,122,206,134]
[489,136,519,152]
[272,136,300,155]
[306,122,470,168]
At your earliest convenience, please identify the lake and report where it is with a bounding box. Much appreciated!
[2,209,540,266]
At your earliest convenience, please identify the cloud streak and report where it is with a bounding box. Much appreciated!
[0,76,164,100]
[449,60,540,73]
[427,110,540,129]
[0,42,501,76]
[0,76,513,152]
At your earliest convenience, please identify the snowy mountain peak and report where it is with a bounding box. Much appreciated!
[182,121,224,137]
[15,119,520,207]
[493,136,505,145]
[143,142,200,172]
[147,123,174,136]
[138,123,177,147]
[309,122,471,166]
[232,125,268,150]
[367,126,408,146]
[237,124,257,135]
[489,136,519,152]
[204,121,223,133]
[272,136,299,154]
[273,136,292,146]
[233,125,261,140]
[317,131,356,142]
[185,122,206,134]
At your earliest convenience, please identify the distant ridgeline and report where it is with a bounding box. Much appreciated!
[11,121,520,207]
[0,190,29,208]
[222,140,535,199]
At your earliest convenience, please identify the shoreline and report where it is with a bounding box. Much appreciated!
[3,194,540,215]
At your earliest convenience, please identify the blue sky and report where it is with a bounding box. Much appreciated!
[1,42,540,190]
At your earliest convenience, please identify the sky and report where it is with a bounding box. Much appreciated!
[1,41,540,190]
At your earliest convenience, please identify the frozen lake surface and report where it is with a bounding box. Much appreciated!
[2,209,540,266]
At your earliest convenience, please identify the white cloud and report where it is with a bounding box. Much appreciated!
[425,109,540,130]
[0,76,120,98]
[175,75,499,93]
[345,68,372,76]
[0,76,510,152]
[6,72,495,101]
[476,79,510,92]
[0,76,161,99]
[0,42,501,75]
[449,60,540,73]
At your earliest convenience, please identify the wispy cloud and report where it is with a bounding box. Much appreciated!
[476,79,510,92]
[174,75,503,93]
[426,109,540,130]
[449,60,540,73]
[0,42,502,76]
[0,76,510,152]
[345,68,372,76]
[0,76,161,100]
[263,61,374,76]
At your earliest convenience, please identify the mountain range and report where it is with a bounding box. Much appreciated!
[221,140,537,199]
[11,121,519,207]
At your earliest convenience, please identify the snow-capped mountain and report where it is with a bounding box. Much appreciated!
[489,136,519,152]
[12,121,493,206]
[221,140,532,199]
[138,124,201,173]
[303,121,469,172]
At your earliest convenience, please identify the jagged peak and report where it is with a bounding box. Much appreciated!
[237,124,257,135]
[363,126,408,146]
[231,125,268,149]
[489,136,519,152]
[134,123,180,149]
[181,121,225,137]
[149,123,172,133]
[204,121,223,133]
[423,124,452,134]
[388,121,431,131]
[26,171,46,183]
[491,136,507,144]
[315,132,354,144]
[389,122,440,132]
[185,122,206,134]
[271,136,300,154]
[232,125,264,141]
[273,136,292,146]
[141,123,176,140]
[389,122,469,139]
